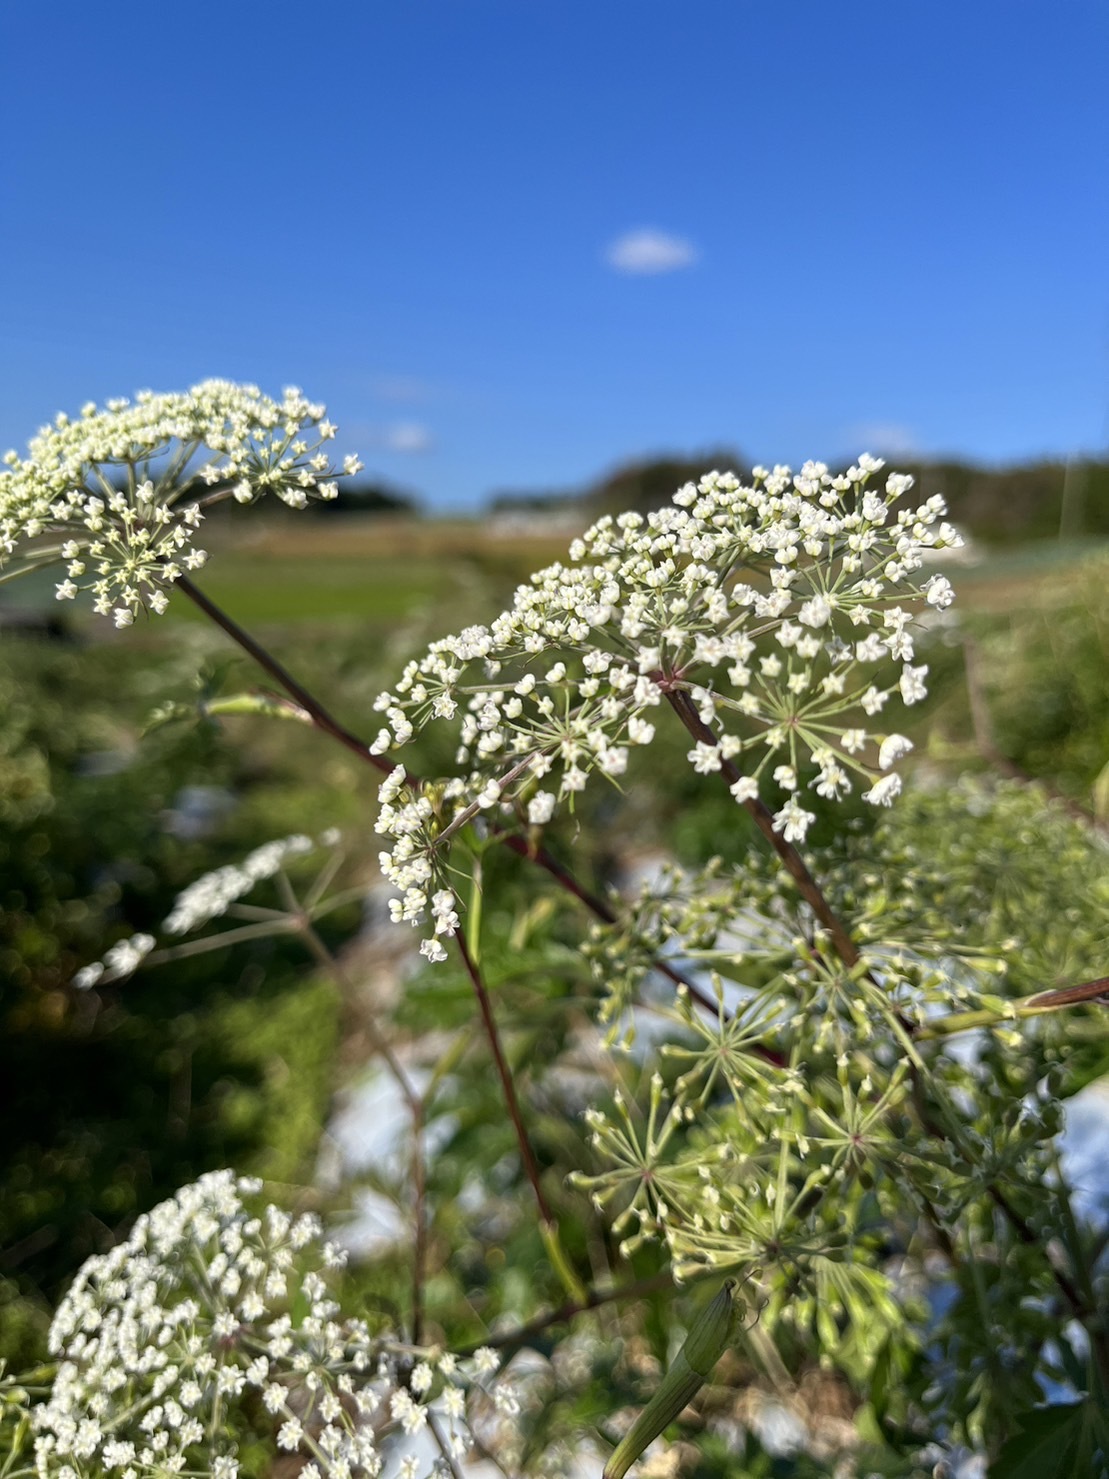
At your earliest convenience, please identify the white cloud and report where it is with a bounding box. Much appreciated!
[605,228,698,275]
[844,422,919,457]
[382,421,433,454]
[372,375,432,404]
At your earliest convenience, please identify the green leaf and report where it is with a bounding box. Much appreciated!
[990,1401,1109,1479]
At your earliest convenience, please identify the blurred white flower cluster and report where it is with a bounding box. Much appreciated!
[73,830,341,989]
[163,832,329,934]
[31,1171,511,1479]
[371,457,961,959]
[0,381,362,626]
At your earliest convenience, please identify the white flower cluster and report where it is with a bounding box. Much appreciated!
[163,831,334,934]
[0,382,362,626]
[372,458,961,956]
[32,1171,511,1479]
[73,830,339,988]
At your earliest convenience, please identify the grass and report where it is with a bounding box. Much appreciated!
[173,554,458,624]
[2,516,572,631]
[3,511,1107,645]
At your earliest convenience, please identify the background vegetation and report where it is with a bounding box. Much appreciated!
[1,463,1106,1472]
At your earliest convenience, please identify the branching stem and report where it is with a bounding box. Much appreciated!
[452,928,554,1226]
[175,573,775,1049]
[662,686,860,966]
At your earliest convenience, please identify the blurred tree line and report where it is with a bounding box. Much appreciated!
[492,451,1109,543]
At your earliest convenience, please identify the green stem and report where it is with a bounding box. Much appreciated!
[465,855,484,968]
[913,977,1109,1040]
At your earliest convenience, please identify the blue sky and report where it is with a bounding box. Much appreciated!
[3,1,1107,509]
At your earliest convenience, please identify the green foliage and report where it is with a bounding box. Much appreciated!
[0,637,344,1358]
[576,775,1108,1459]
[968,551,1109,803]
[990,1399,1109,1479]
[1,496,1107,1475]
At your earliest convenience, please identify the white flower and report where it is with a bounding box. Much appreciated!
[863,773,903,806]
[861,686,888,716]
[471,1346,500,1377]
[855,633,885,663]
[772,797,816,843]
[527,790,556,824]
[798,594,832,627]
[102,933,155,977]
[477,779,502,807]
[924,574,955,608]
[597,746,628,776]
[410,1361,434,1396]
[688,741,722,774]
[277,1417,304,1450]
[899,664,929,705]
[627,716,655,744]
[263,1384,286,1413]
[33,1171,513,1478]
[390,1389,428,1435]
[441,1385,465,1419]
[878,734,913,770]
[729,775,758,803]
[162,833,321,935]
[74,933,155,987]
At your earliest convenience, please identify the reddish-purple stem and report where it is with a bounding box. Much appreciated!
[175,573,781,1059]
[453,928,554,1226]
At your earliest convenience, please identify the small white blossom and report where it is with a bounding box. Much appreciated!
[863,773,903,806]
[688,741,722,774]
[772,797,816,843]
[924,574,955,608]
[471,1347,500,1377]
[899,664,929,705]
[627,716,655,744]
[527,790,556,824]
[798,594,832,627]
[390,1389,428,1436]
[878,734,914,770]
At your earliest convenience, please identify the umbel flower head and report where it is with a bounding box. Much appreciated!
[0,381,362,626]
[371,457,962,959]
[71,829,342,990]
[32,1171,513,1479]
